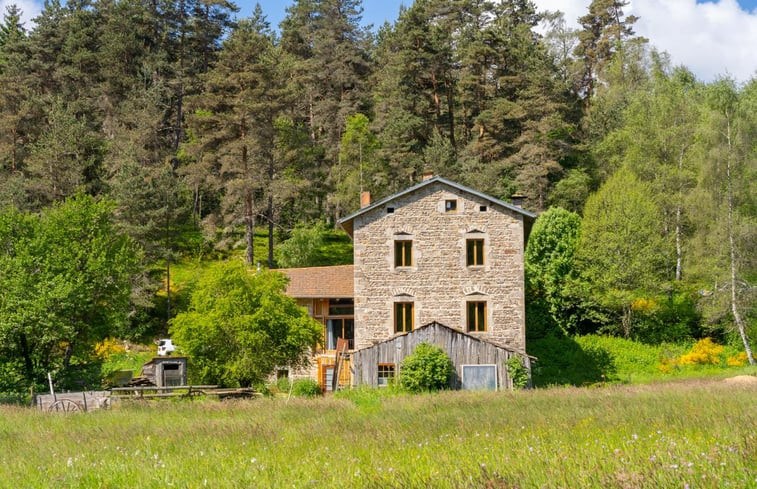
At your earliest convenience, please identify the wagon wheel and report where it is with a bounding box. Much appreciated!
[48,399,81,413]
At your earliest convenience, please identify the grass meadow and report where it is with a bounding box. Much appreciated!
[1,378,755,488]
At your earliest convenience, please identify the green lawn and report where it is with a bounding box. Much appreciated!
[1,379,754,488]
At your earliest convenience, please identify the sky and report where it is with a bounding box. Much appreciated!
[3,0,756,82]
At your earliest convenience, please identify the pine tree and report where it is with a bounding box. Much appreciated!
[329,113,380,216]
[187,8,284,266]
[573,0,643,106]
[280,0,371,218]
[0,4,32,208]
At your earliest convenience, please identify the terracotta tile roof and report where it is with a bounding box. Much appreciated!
[278,264,354,299]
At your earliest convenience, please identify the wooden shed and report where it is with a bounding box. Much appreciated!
[140,357,188,387]
[351,321,532,390]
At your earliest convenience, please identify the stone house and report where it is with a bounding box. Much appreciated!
[281,176,535,390]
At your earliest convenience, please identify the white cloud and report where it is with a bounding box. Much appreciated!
[533,0,757,82]
[0,0,41,28]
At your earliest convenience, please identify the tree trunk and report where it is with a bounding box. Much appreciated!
[674,147,686,281]
[621,304,632,339]
[62,341,74,372]
[308,92,316,142]
[267,194,274,269]
[675,204,682,281]
[19,333,34,381]
[445,75,455,149]
[245,189,254,266]
[725,114,755,364]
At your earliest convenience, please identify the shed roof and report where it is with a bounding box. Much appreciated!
[338,176,537,237]
[353,321,535,359]
[279,264,354,299]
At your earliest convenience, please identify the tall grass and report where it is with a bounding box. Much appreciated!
[1,379,754,488]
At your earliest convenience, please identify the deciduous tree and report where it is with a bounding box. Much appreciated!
[169,261,321,387]
[0,194,142,389]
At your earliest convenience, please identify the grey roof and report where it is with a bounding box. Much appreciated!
[338,176,536,236]
[352,320,536,359]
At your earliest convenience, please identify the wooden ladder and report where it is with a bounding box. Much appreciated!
[331,338,350,392]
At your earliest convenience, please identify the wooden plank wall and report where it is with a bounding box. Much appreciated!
[351,322,530,390]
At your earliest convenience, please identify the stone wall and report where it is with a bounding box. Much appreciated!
[352,182,526,352]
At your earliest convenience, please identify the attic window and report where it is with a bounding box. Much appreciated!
[445,199,457,212]
[387,207,395,214]
[480,205,487,212]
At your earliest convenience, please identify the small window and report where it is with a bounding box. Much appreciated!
[445,199,457,212]
[394,240,412,267]
[394,302,414,333]
[467,301,486,332]
[480,205,487,212]
[466,239,484,266]
[378,364,396,387]
[387,207,395,214]
[462,365,497,391]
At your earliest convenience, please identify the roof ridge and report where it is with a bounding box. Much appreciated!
[338,177,536,236]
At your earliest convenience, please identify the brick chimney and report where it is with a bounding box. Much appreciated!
[510,192,527,208]
[360,191,371,208]
[422,170,434,181]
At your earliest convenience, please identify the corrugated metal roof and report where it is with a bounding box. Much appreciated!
[278,264,354,299]
[352,320,535,359]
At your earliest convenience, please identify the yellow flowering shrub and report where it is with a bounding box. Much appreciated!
[726,352,748,367]
[94,338,126,359]
[677,338,724,366]
[631,297,657,313]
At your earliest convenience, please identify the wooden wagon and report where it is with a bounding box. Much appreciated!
[35,390,111,413]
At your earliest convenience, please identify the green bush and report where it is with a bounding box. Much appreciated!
[291,378,321,397]
[505,355,530,389]
[274,223,353,268]
[277,376,292,390]
[528,334,615,386]
[399,343,453,392]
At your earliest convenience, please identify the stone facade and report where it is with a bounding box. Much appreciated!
[346,179,530,353]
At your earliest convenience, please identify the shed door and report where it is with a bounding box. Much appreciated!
[162,363,183,387]
[462,365,497,391]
